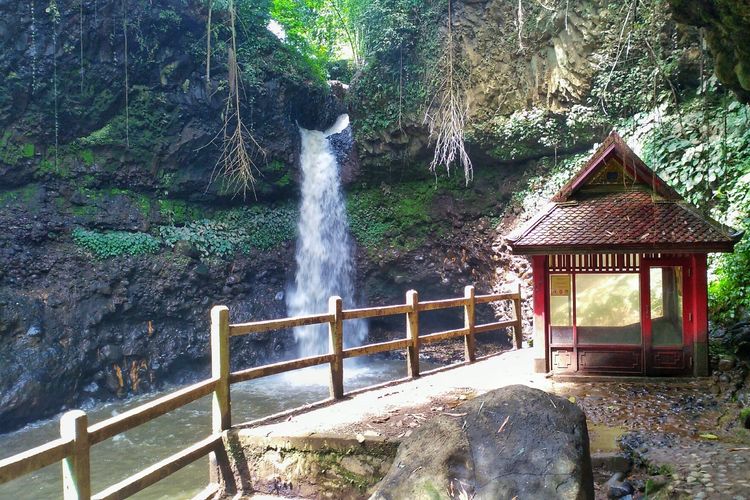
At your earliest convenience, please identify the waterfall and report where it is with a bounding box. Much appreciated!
[287,114,367,356]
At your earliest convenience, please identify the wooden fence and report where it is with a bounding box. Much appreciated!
[0,285,522,499]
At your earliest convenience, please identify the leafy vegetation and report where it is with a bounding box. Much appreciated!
[626,89,750,325]
[159,204,297,257]
[71,228,161,259]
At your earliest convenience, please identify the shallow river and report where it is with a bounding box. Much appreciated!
[0,360,412,499]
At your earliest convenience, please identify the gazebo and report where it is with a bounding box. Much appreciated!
[507,132,741,376]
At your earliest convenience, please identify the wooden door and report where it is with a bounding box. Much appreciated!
[643,261,692,375]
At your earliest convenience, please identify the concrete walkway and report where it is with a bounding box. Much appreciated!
[238,348,548,439]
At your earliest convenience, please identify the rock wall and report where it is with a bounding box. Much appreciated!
[669,0,750,103]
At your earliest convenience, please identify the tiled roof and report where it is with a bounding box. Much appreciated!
[509,190,739,254]
[507,131,742,254]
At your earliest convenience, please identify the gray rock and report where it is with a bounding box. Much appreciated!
[100,344,123,362]
[370,385,594,500]
[607,472,634,498]
[718,357,736,372]
[26,325,42,337]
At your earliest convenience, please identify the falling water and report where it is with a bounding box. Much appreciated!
[287,114,367,356]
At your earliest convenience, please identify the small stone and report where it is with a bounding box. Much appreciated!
[718,357,736,371]
[275,291,284,301]
[83,382,99,393]
[26,325,42,337]
[606,472,634,498]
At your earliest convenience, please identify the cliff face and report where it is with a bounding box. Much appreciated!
[0,0,345,429]
[351,0,701,168]
[669,0,750,103]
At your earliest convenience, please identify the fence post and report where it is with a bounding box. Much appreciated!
[513,284,523,349]
[406,290,420,378]
[328,296,344,399]
[210,305,231,488]
[211,305,231,432]
[61,410,91,500]
[464,285,476,362]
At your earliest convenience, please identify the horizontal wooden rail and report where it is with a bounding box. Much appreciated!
[0,438,73,485]
[230,312,334,336]
[341,304,412,320]
[475,292,519,304]
[343,339,411,358]
[475,320,517,335]
[417,297,468,312]
[92,434,222,500]
[420,327,470,344]
[230,353,334,384]
[88,378,217,445]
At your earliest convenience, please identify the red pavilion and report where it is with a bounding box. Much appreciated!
[507,132,741,376]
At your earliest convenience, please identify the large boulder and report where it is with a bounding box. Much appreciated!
[370,385,594,500]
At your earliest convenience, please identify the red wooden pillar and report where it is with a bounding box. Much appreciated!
[691,254,709,376]
[531,255,548,373]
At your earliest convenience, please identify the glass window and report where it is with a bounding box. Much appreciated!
[575,273,641,345]
[549,274,573,344]
[650,267,683,346]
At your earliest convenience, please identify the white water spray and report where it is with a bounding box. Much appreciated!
[287,114,367,356]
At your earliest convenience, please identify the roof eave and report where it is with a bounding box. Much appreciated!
[509,241,740,255]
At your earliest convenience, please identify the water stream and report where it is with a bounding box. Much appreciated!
[0,362,407,499]
[286,114,367,356]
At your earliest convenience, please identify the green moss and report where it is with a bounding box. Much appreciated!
[739,407,750,425]
[71,204,98,218]
[0,184,43,206]
[80,149,95,166]
[0,134,37,166]
[158,199,205,225]
[76,90,178,162]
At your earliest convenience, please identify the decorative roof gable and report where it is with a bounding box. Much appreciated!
[551,131,681,202]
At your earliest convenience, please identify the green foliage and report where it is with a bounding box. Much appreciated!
[76,90,178,161]
[710,236,750,325]
[349,0,442,140]
[589,1,682,118]
[0,132,37,166]
[638,94,750,216]
[472,106,610,161]
[627,92,750,325]
[159,204,297,257]
[0,185,43,207]
[80,149,95,166]
[72,228,161,259]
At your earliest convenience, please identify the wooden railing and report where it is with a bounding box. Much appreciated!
[0,285,522,499]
